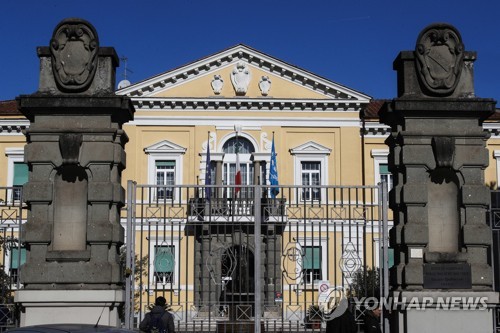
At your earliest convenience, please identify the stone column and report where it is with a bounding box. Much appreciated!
[381,23,498,333]
[211,153,225,199]
[15,18,134,326]
[253,160,261,185]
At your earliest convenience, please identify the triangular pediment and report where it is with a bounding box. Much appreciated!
[117,44,371,103]
[290,141,332,155]
[144,140,186,154]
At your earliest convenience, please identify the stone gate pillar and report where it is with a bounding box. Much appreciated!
[15,18,134,326]
[381,23,498,332]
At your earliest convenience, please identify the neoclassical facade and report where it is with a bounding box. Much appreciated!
[1,44,499,324]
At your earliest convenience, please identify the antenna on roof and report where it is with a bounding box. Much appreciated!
[117,56,133,89]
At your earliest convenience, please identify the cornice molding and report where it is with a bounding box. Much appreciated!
[131,97,364,112]
[129,115,361,128]
[361,122,391,137]
[116,45,371,102]
[0,120,29,135]
[484,123,500,139]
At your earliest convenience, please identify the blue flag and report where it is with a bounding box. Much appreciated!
[205,138,211,200]
[270,134,279,198]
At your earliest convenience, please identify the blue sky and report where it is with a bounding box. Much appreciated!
[1,0,499,103]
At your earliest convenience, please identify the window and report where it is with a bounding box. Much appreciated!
[10,247,26,285]
[372,149,392,200]
[156,161,175,200]
[5,148,25,203]
[301,162,321,201]
[144,140,186,202]
[222,136,255,198]
[223,163,254,198]
[154,245,175,285]
[379,163,393,193]
[303,246,322,284]
[13,162,28,201]
[290,141,331,203]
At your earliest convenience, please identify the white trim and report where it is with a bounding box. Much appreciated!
[217,132,260,153]
[362,122,391,137]
[129,97,364,112]
[295,236,328,287]
[144,140,186,199]
[290,141,330,202]
[5,147,25,203]
[371,149,389,186]
[494,151,500,186]
[116,45,372,102]
[0,119,29,136]
[371,149,390,202]
[148,236,181,289]
[130,115,361,128]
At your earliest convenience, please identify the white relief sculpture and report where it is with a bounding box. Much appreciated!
[202,132,217,151]
[211,75,224,95]
[230,61,251,95]
[261,132,272,152]
[259,76,271,96]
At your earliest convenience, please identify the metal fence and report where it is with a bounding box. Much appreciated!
[124,183,390,332]
[0,187,25,331]
[489,191,500,333]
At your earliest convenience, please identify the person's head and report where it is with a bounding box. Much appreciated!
[155,296,167,307]
[372,307,381,318]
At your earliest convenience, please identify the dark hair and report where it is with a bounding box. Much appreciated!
[155,296,167,307]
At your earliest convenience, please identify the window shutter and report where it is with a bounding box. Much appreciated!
[379,164,389,175]
[303,247,321,270]
[11,247,27,269]
[14,163,28,186]
[154,246,174,273]
[388,248,394,268]
[156,161,175,167]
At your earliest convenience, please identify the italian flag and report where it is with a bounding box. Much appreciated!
[235,141,242,196]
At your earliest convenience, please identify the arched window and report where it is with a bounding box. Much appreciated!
[222,137,255,154]
[222,137,255,198]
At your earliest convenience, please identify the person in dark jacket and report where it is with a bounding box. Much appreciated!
[363,306,381,333]
[325,308,357,333]
[139,296,175,333]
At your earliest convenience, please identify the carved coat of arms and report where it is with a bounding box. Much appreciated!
[230,61,251,95]
[415,23,464,96]
[50,18,99,92]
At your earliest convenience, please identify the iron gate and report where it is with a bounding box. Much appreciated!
[0,186,26,331]
[489,190,500,333]
[124,183,389,332]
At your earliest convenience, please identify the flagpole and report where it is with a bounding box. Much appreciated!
[270,131,279,199]
[205,131,211,201]
[234,127,241,199]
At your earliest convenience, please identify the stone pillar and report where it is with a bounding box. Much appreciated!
[211,153,225,199]
[15,18,134,326]
[253,160,261,185]
[252,153,270,185]
[381,23,498,333]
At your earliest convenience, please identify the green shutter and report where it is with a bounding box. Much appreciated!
[379,164,389,175]
[156,161,175,167]
[303,247,321,270]
[14,163,28,186]
[11,247,26,269]
[154,246,174,273]
[388,248,394,268]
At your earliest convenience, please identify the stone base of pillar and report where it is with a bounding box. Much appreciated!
[391,291,498,333]
[15,290,124,327]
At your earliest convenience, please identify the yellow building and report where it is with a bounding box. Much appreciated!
[0,45,498,329]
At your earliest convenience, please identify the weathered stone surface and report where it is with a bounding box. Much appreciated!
[18,18,134,291]
[382,24,496,302]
